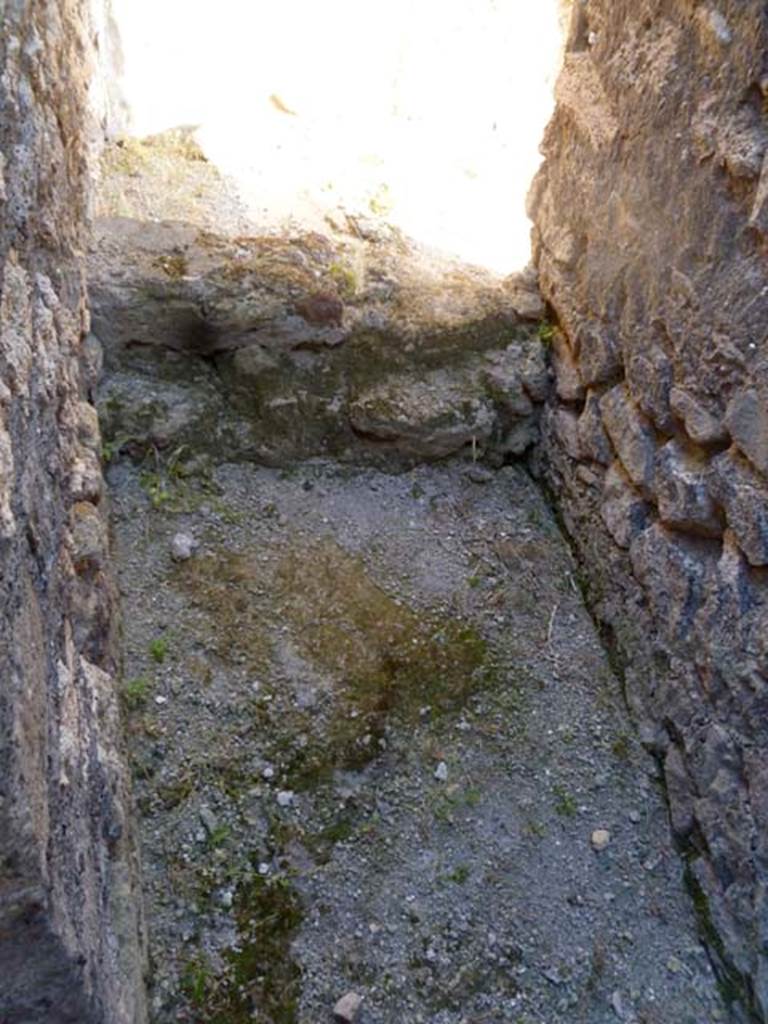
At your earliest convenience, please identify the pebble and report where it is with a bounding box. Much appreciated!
[610,990,626,1018]
[434,761,449,782]
[628,810,641,824]
[154,695,168,706]
[170,532,196,561]
[591,828,611,852]
[276,790,294,807]
[198,806,217,835]
[666,955,683,974]
[466,464,495,484]
[333,991,363,1022]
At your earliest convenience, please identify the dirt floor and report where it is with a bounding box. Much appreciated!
[109,455,729,1024]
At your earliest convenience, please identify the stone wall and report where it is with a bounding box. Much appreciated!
[531,0,768,1017]
[0,3,145,1021]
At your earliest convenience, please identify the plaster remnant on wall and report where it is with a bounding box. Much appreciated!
[0,253,33,397]
[0,410,16,538]
[700,7,733,47]
[555,53,618,148]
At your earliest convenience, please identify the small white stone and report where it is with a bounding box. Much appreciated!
[262,765,275,780]
[154,695,168,706]
[170,532,196,561]
[610,989,625,1018]
[591,828,611,852]
[258,862,271,876]
[434,761,449,782]
[333,991,363,1023]
[276,790,294,807]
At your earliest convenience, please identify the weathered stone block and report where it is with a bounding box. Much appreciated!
[726,388,768,478]
[630,524,718,645]
[546,405,583,461]
[670,386,728,446]
[575,321,622,387]
[551,329,584,403]
[664,745,695,839]
[577,391,613,465]
[600,383,658,498]
[350,370,496,459]
[711,449,768,566]
[655,439,722,536]
[627,347,675,433]
[600,462,652,549]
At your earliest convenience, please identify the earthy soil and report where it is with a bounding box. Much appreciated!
[109,454,729,1024]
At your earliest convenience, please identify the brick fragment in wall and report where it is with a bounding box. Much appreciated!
[551,330,584,403]
[654,438,722,536]
[574,321,622,387]
[600,383,658,498]
[577,391,613,465]
[600,462,652,549]
[726,388,768,478]
[669,386,728,446]
[710,449,768,566]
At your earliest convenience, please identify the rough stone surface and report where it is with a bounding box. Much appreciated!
[112,458,727,1024]
[89,159,548,467]
[0,4,146,1022]
[532,1,768,1015]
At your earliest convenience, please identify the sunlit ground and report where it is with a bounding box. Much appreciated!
[110,0,567,273]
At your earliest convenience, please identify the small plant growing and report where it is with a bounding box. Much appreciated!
[537,321,555,344]
[448,864,470,884]
[207,824,231,849]
[149,636,169,664]
[181,955,212,1008]
[553,784,578,818]
[612,733,631,760]
[328,261,358,298]
[122,676,151,711]
[139,470,172,510]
